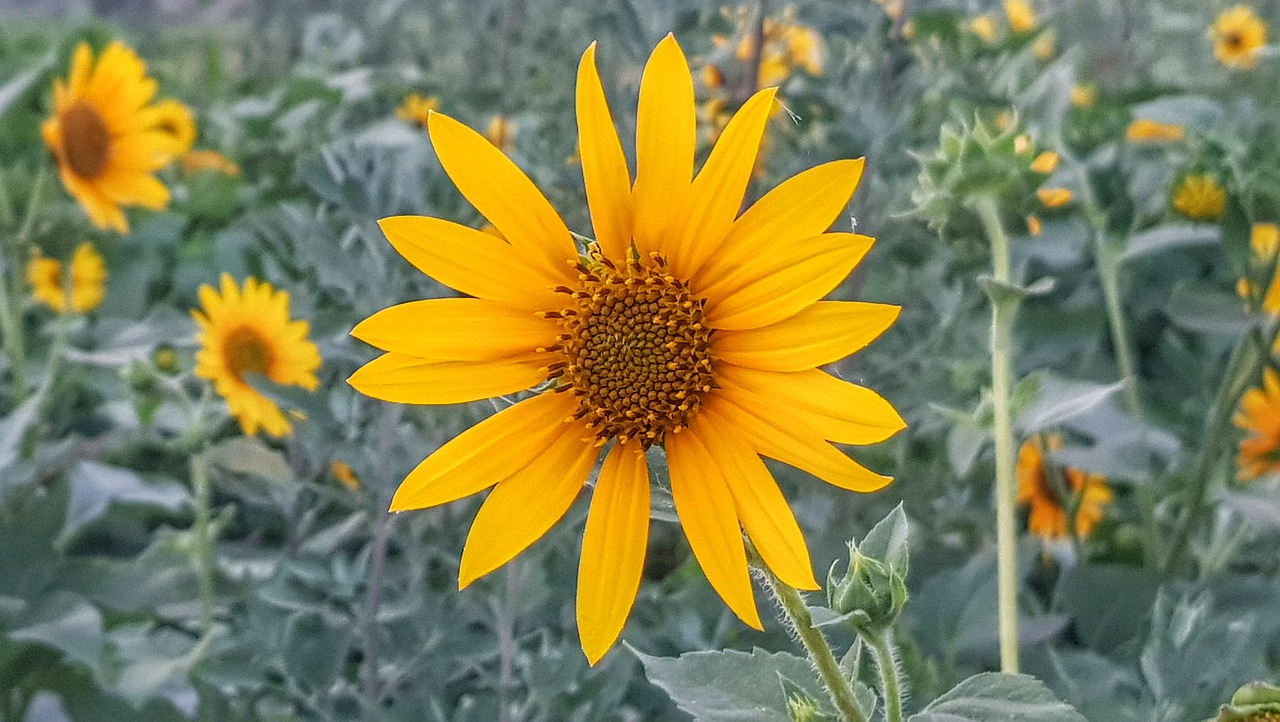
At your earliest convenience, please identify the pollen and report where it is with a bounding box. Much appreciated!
[544,248,715,448]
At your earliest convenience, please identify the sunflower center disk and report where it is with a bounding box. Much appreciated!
[61,101,112,179]
[546,251,715,449]
[225,326,274,379]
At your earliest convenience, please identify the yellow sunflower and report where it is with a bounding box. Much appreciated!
[1125,118,1185,143]
[396,92,439,128]
[348,36,905,664]
[150,98,196,157]
[1236,367,1280,479]
[1016,434,1113,540]
[484,114,516,153]
[1004,0,1038,34]
[192,274,321,437]
[27,241,106,314]
[1211,5,1268,70]
[41,41,175,233]
[1172,173,1226,220]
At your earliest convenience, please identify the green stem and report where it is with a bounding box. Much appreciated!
[975,195,1020,674]
[751,548,868,722]
[865,631,904,722]
[1094,236,1142,414]
[1161,325,1269,572]
[0,168,48,400]
[191,448,215,633]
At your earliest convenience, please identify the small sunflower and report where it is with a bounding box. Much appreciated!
[1236,368,1280,479]
[27,241,106,314]
[1037,187,1072,208]
[1016,434,1112,540]
[1211,5,1268,70]
[192,274,321,437]
[1172,173,1226,220]
[41,41,176,233]
[970,15,999,43]
[396,92,439,128]
[150,98,196,157]
[1070,83,1097,108]
[484,114,516,153]
[1125,118,1185,143]
[349,36,905,664]
[1004,0,1038,34]
[1237,224,1280,313]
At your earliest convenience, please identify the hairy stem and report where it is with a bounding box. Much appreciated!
[975,195,1020,673]
[865,631,904,722]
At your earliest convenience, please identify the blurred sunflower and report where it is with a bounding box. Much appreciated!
[1235,367,1280,479]
[150,98,196,157]
[1211,5,1267,70]
[484,114,516,153]
[1172,173,1226,220]
[193,274,321,437]
[1037,187,1072,208]
[970,15,998,43]
[349,35,904,664]
[1016,435,1112,540]
[396,92,439,128]
[41,41,176,233]
[1125,118,1185,143]
[1239,224,1280,312]
[1004,0,1038,34]
[27,241,106,314]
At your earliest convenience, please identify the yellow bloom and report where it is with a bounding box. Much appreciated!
[41,41,174,233]
[970,15,999,43]
[1037,187,1072,207]
[150,98,196,157]
[1211,5,1268,70]
[1017,435,1112,540]
[193,274,321,437]
[1235,368,1280,479]
[331,460,362,490]
[1070,83,1097,108]
[1238,223,1280,315]
[180,149,240,177]
[1030,151,1059,174]
[783,25,824,75]
[700,63,724,89]
[1026,215,1043,236]
[27,241,106,314]
[1004,0,1038,33]
[1032,31,1056,59]
[485,114,516,153]
[396,92,439,128]
[1125,118,1185,143]
[1172,173,1226,220]
[349,36,905,665]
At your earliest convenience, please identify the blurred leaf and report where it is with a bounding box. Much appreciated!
[1053,564,1165,655]
[858,503,910,575]
[1120,224,1219,263]
[909,673,1088,721]
[8,592,104,676]
[62,461,188,543]
[205,437,294,485]
[0,53,52,121]
[1014,373,1124,434]
[1165,283,1251,335]
[633,646,833,721]
[282,610,352,691]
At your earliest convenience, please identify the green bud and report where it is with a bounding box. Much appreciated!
[786,693,822,722]
[1215,682,1280,721]
[826,543,908,633]
[121,359,157,393]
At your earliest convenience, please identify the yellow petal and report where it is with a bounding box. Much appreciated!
[427,111,577,286]
[348,352,546,405]
[713,301,900,372]
[691,410,817,590]
[632,34,695,257]
[576,43,633,261]
[704,233,874,331]
[578,441,651,665]
[666,427,763,629]
[668,87,778,279]
[351,298,556,361]
[457,422,597,587]
[717,366,906,445]
[707,393,893,492]
[378,216,562,310]
[694,158,864,286]
[389,392,579,511]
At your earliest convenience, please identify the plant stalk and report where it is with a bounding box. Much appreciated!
[975,195,1020,673]
[191,448,215,634]
[865,631,905,722]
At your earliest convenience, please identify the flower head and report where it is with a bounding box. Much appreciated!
[1017,434,1112,540]
[396,92,440,128]
[1004,0,1038,34]
[1172,173,1226,220]
[1070,84,1097,108]
[1125,118,1185,143]
[970,15,999,43]
[484,114,516,153]
[41,41,177,233]
[1212,5,1268,70]
[349,36,904,665]
[1037,187,1072,208]
[150,98,196,157]
[27,241,106,314]
[1236,367,1280,479]
[193,274,321,437]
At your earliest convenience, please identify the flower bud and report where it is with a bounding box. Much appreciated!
[826,543,907,633]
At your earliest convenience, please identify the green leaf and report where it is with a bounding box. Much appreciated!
[8,592,105,676]
[1165,282,1251,335]
[205,437,294,485]
[62,461,188,543]
[1014,373,1124,434]
[632,646,833,721]
[282,611,353,691]
[858,503,910,576]
[909,673,1088,721]
[1053,565,1166,654]
[1119,224,1219,263]
[0,54,53,121]
[978,275,1056,307]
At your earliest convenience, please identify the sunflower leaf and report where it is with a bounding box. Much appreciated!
[908,672,1088,721]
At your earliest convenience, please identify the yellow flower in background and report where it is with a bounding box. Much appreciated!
[1235,367,1280,479]
[1004,0,1037,33]
[181,149,240,177]
[1030,151,1058,174]
[730,11,824,87]
[1031,31,1056,59]
[1237,223,1280,315]
[1017,435,1112,540]
[193,274,321,438]
[331,460,362,491]
[700,64,724,89]
[1211,5,1268,70]
[27,241,106,314]
[41,41,175,233]
[150,98,196,157]
[485,114,516,152]
[1070,83,1097,108]
[1125,118,1185,143]
[1037,187,1072,207]
[348,36,905,664]
[1026,215,1043,236]
[396,92,439,127]
[970,15,999,43]
[1172,173,1226,220]
[783,25,824,75]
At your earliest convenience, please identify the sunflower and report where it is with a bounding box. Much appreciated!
[27,241,106,314]
[1016,434,1112,540]
[348,35,904,664]
[1125,118,1185,143]
[1004,0,1038,34]
[1236,368,1280,479]
[1211,5,1268,70]
[396,92,439,128]
[1172,173,1226,220]
[193,274,321,437]
[150,98,196,157]
[42,41,177,233]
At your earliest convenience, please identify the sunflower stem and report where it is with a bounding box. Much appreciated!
[751,546,869,722]
[864,630,905,722]
[0,167,45,401]
[975,194,1020,674]
[191,446,215,634]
